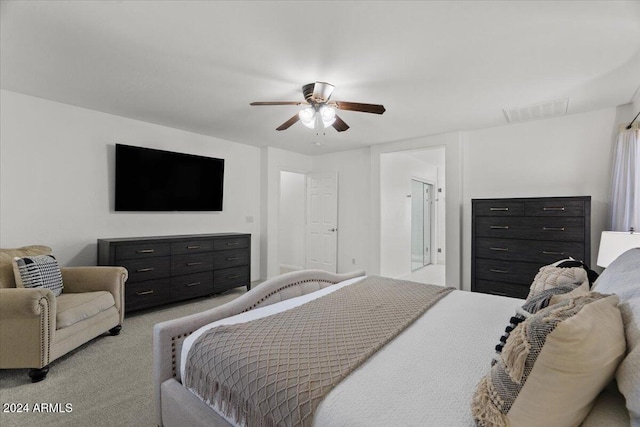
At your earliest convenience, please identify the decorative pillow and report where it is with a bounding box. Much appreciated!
[472,293,625,427]
[0,245,52,288]
[12,255,64,296]
[491,284,588,364]
[527,265,589,299]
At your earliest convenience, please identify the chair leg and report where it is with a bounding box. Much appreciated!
[28,366,49,383]
[109,325,122,336]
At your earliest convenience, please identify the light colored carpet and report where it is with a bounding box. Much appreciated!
[0,286,249,427]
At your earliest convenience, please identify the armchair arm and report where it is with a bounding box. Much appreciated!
[61,267,127,324]
[0,288,55,369]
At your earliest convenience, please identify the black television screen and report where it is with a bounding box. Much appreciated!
[115,144,224,211]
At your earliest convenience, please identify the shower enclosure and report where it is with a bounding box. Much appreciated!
[411,179,434,271]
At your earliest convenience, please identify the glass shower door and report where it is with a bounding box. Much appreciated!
[411,180,433,271]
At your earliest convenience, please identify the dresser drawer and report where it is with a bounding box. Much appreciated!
[213,237,249,251]
[118,257,171,282]
[213,248,249,269]
[171,240,214,255]
[170,272,213,300]
[473,201,524,217]
[476,238,585,264]
[474,279,529,299]
[214,266,249,292]
[525,200,584,217]
[125,279,170,311]
[115,243,170,260]
[171,253,214,276]
[475,259,540,285]
[475,217,585,242]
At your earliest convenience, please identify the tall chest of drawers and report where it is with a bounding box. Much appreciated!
[98,233,251,312]
[471,196,590,299]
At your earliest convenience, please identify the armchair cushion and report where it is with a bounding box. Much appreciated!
[13,255,64,296]
[0,246,51,288]
[56,291,115,329]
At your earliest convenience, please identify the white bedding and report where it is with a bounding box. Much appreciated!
[180,277,523,426]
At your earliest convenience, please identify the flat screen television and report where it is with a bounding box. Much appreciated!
[115,144,224,211]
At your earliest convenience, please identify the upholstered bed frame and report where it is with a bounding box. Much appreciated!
[153,269,366,427]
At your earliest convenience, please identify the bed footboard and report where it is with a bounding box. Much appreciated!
[153,269,365,427]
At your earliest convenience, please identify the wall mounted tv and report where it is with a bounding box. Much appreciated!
[115,144,224,211]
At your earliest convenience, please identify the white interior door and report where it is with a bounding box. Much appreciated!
[305,173,338,272]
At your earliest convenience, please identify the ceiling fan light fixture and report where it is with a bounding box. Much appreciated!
[299,107,316,128]
[320,106,336,127]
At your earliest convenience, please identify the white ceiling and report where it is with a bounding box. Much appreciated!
[2,1,639,155]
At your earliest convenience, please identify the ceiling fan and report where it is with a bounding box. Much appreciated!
[250,81,385,132]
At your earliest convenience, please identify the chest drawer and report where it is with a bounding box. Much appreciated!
[125,279,170,311]
[525,200,584,217]
[214,266,250,292]
[171,253,214,276]
[473,201,524,217]
[476,238,585,264]
[475,217,585,242]
[170,272,213,300]
[475,279,530,299]
[475,259,541,285]
[213,237,249,251]
[213,248,249,269]
[171,240,214,255]
[118,257,171,282]
[116,243,170,260]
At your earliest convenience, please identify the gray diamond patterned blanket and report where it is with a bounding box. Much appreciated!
[183,276,453,427]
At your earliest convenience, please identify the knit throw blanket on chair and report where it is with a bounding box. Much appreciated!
[183,276,453,427]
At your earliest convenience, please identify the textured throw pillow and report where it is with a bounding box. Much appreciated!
[12,255,64,296]
[0,245,52,288]
[491,283,588,364]
[527,265,589,299]
[472,293,625,427]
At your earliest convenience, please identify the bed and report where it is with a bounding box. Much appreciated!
[153,249,640,427]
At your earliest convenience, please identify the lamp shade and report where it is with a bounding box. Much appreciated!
[596,231,640,267]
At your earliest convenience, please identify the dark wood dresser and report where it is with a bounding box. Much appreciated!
[471,196,590,299]
[98,233,251,312]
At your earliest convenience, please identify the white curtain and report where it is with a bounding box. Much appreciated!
[609,128,640,231]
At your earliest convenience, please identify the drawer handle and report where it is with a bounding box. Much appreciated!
[490,225,510,230]
[186,282,202,287]
[226,242,240,246]
[187,245,201,249]
[226,257,240,261]
[135,290,154,296]
[490,269,509,274]
[543,207,565,211]
[542,250,565,256]
[136,249,155,254]
[542,227,565,231]
[227,275,240,279]
[490,247,509,252]
[136,267,154,273]
[490,290,508,296]
[490,207,509,211]
[186,262,203,266]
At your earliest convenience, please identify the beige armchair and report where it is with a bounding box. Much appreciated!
[0,246,127,382]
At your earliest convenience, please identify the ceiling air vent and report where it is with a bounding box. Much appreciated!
[503,98,569,124]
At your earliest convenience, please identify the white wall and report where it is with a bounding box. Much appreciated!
[380,151,439,278]
[278,171,305,270]
[0,90,262,279]
[312,148,371,274]
[461,107,618,289]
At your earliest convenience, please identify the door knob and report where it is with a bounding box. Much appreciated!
[328,228,337,232]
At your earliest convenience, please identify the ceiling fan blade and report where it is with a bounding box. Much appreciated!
[332,115,350,132]
[276,114,300,131]
[334,101,386,115]
[250,101,307,106]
